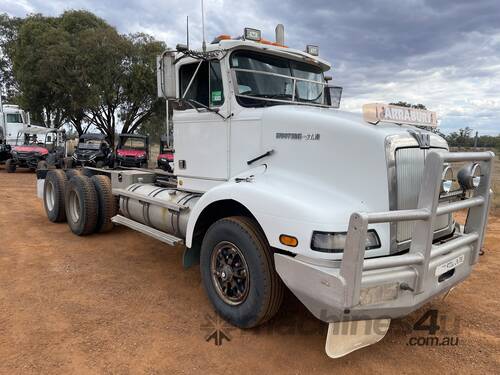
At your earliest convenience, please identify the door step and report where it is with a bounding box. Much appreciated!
[111,214,184,246]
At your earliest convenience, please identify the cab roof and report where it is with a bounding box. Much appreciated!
[178,39,332,72]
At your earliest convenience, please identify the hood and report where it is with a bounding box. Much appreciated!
[13,145,48,155]
[117,149,146,158]
[157,152,174,161]
[76,148,102,155]
[257,105,445,215]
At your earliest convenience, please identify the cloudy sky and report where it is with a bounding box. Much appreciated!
[2,0,500,134]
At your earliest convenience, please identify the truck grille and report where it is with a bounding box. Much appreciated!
[395,147,450,242]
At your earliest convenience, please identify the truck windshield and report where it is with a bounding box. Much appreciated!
[6,113,23,123]
[230,50,326,107]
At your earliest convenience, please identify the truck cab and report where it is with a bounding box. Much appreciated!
[39,26,493,358]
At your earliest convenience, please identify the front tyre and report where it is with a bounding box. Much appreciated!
[6,159,16,173]
[200,216,284,328]
[37,160,48,170]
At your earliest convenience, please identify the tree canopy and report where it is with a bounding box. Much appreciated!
[1,10,165,144]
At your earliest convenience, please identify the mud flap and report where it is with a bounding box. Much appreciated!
[325,319,391,358]
[182,243,200,269]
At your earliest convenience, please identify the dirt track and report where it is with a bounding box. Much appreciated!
[0,171,499,374]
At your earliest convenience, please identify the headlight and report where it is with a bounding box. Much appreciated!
[11,151,17,156]
[72,154,77,160]
[311,230,381,253]
[457,163,481,190]
[89,154,96,160]
[441,165,454,193]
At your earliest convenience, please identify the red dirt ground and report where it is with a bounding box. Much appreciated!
[0,171,499,374]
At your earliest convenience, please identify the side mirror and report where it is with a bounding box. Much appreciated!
[326,86,343,108]
[157,51,177,99]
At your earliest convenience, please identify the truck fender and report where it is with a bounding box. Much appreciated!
[184,170,379,262]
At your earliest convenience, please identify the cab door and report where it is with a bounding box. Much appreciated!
[173,59,230,189]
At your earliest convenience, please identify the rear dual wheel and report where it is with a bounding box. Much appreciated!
[65,175,98,235]
[65,174,115,235]
[44,170,67,222]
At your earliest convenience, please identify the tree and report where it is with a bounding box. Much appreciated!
[119,33,165,135]
[0,13,22,102]
[389,101,427,110]
[11,14,67,127]
[445,127,474,147]
[6,10,165,142]
[54,10,112,135]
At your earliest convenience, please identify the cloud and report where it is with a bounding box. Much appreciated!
[2,0,500,134]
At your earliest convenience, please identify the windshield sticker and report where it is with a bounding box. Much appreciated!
[276,132,320,141]
[211,91,222,103]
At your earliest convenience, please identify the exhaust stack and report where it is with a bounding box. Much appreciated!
[275,24,285,45]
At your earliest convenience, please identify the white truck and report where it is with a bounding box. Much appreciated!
[37,26,494,357]
[0,102,50,163]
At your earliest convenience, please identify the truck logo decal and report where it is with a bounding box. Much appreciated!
[276,132,320,141]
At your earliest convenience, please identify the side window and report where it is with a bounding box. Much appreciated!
[179,60,224,109]
[209,61,224,107]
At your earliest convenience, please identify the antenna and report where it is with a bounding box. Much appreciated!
[186,16,190,50]
[201,0,206,51]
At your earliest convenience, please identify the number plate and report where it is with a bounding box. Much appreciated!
[435,254,465,276]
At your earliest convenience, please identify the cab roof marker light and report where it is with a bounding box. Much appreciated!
[244,28,261,41]
[306,45,319,56]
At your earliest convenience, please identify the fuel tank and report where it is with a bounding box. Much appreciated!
[119,183,200,237]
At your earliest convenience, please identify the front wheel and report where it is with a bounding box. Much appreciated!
[200,216,284,328]
[6,159,16,173]
[37,160,48,170]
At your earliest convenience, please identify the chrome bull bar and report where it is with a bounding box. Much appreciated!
[341,151,494,309]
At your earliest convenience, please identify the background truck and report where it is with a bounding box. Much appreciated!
[0,101,53,164]
[37,25,493,358]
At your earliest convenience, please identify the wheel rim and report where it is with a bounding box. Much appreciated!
[210,241,250,305]
[68,190,81,223]
[45,181,55,211]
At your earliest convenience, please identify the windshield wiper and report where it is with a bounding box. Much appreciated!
[183,99,232,120]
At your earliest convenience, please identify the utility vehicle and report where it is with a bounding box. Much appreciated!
[72,133,112,168]
[37,25,494,358]
[157,135,174,172]
[113,133,149,168]
[7,128,67,172]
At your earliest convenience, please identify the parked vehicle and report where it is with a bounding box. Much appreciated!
[113,134,149,168]
[71,133,112,168]
[0,131,11,164]
[7,128,67,172]
[157,136,174,172]
[0,102,46,164]
[37,25,494,358]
